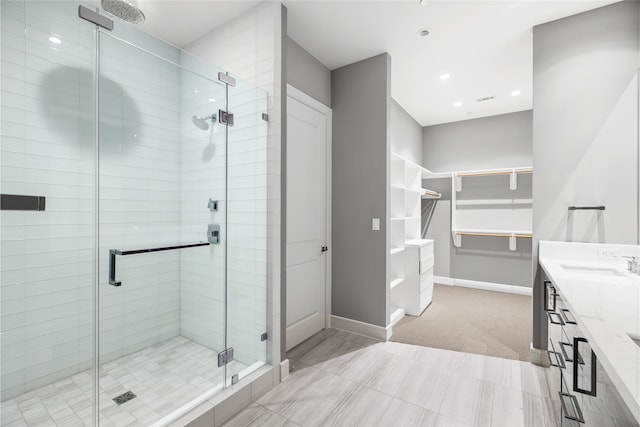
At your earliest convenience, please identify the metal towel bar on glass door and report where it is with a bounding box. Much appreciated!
[108,242,210,286]
[568,206,605,211]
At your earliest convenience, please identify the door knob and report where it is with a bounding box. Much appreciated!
[321,246,328,252]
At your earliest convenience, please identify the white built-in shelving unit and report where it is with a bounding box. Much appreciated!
[423,166,533,251]
[389,153,441,324]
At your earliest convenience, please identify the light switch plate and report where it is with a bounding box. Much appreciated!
[372,218,380,231]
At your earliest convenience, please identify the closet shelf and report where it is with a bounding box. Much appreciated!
[390,277,405,290]
[454,166,533,191]
[455,167,533,178]
[454,228,532,237]
[452,228,532,251]
[391,216,420,221]
[456,198,532,206]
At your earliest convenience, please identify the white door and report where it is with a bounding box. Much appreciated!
[286,87,330,351]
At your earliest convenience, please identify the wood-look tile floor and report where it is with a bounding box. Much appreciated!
[224,329,560,427]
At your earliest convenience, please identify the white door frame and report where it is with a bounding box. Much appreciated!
[286,84,333,332]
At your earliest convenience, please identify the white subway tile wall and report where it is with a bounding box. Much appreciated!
[97,32,184,365]
[1,0,272,404]
[1,0,97,399]
[178,58,227,353]
[186,1,277,368]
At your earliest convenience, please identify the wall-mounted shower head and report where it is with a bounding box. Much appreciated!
[192,114,216,131]
[101,0,145,24]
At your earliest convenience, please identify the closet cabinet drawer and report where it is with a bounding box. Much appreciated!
[419,256,434,274]
[419,243,433,262]
[420,267,433,292]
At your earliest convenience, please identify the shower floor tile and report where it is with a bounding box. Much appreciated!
[1,336,247,427]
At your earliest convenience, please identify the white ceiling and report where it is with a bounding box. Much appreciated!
[284,0,619,126]
[97,0,620,126]
[87,0,261,48]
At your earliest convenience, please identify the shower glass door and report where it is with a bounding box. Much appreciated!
[97,32,229,425]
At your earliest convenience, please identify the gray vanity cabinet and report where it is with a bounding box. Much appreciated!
[544,280,638,426]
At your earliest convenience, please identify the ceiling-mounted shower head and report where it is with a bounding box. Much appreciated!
[101,0,145,24]
[192,114,216,131]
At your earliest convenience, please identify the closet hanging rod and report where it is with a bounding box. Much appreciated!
[454,231,533,238]
[455,168,533,178]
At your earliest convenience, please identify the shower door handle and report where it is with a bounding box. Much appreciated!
[109,250,121,287]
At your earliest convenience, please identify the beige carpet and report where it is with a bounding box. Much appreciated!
[391,284,532,361]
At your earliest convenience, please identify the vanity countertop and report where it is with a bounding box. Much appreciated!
[539,240,640,424]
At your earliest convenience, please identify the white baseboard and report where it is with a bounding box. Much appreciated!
[434,275,454,286]
[434,275,532,296]
[331,315,392,341]
[530,343,550,367]
[280,359,290,381]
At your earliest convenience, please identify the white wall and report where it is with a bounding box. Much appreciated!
[177,57,228,354]
[186,1,280,366]
[0,0,188,398]
[0,1,97,399]
[531,1,639,349]
[390,98,422,164]
[97,30,184,365]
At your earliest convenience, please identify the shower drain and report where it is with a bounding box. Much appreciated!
[112,391,137,406]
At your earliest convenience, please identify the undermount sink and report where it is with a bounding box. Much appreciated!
[560,264,627,277]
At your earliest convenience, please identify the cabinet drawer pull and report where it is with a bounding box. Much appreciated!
[560,341,584,365]
[560,392,585,423]
[544,280,557,312]
[547,311,565,325]
[561,308,577,325]
[573,337,597,397]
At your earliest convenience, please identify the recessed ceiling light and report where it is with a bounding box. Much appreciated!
[418,29,430,37]
[454,101,462,107]
[440,74,450,81]
[49,36,62,44]
[511,90,521,96]
[209,98,216,102]
[193,89,199,94]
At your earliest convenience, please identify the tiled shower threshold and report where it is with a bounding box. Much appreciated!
[1,336,250,426]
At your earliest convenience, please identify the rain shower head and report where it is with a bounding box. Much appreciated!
[192,114,216,131]
[101,0,145,24]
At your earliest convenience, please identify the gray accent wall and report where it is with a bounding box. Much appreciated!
[390,98,422,164]
[332,53,391,328]
[286,37,331,107]
[531,0,639,349]
[422,111,532,172]
[422,111,533,287]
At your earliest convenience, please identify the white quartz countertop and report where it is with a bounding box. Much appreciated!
[538,241,640,424]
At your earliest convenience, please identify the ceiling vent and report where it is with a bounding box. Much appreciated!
[477,96,495,102]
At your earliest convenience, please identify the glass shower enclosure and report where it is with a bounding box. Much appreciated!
[1,1,268,425]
